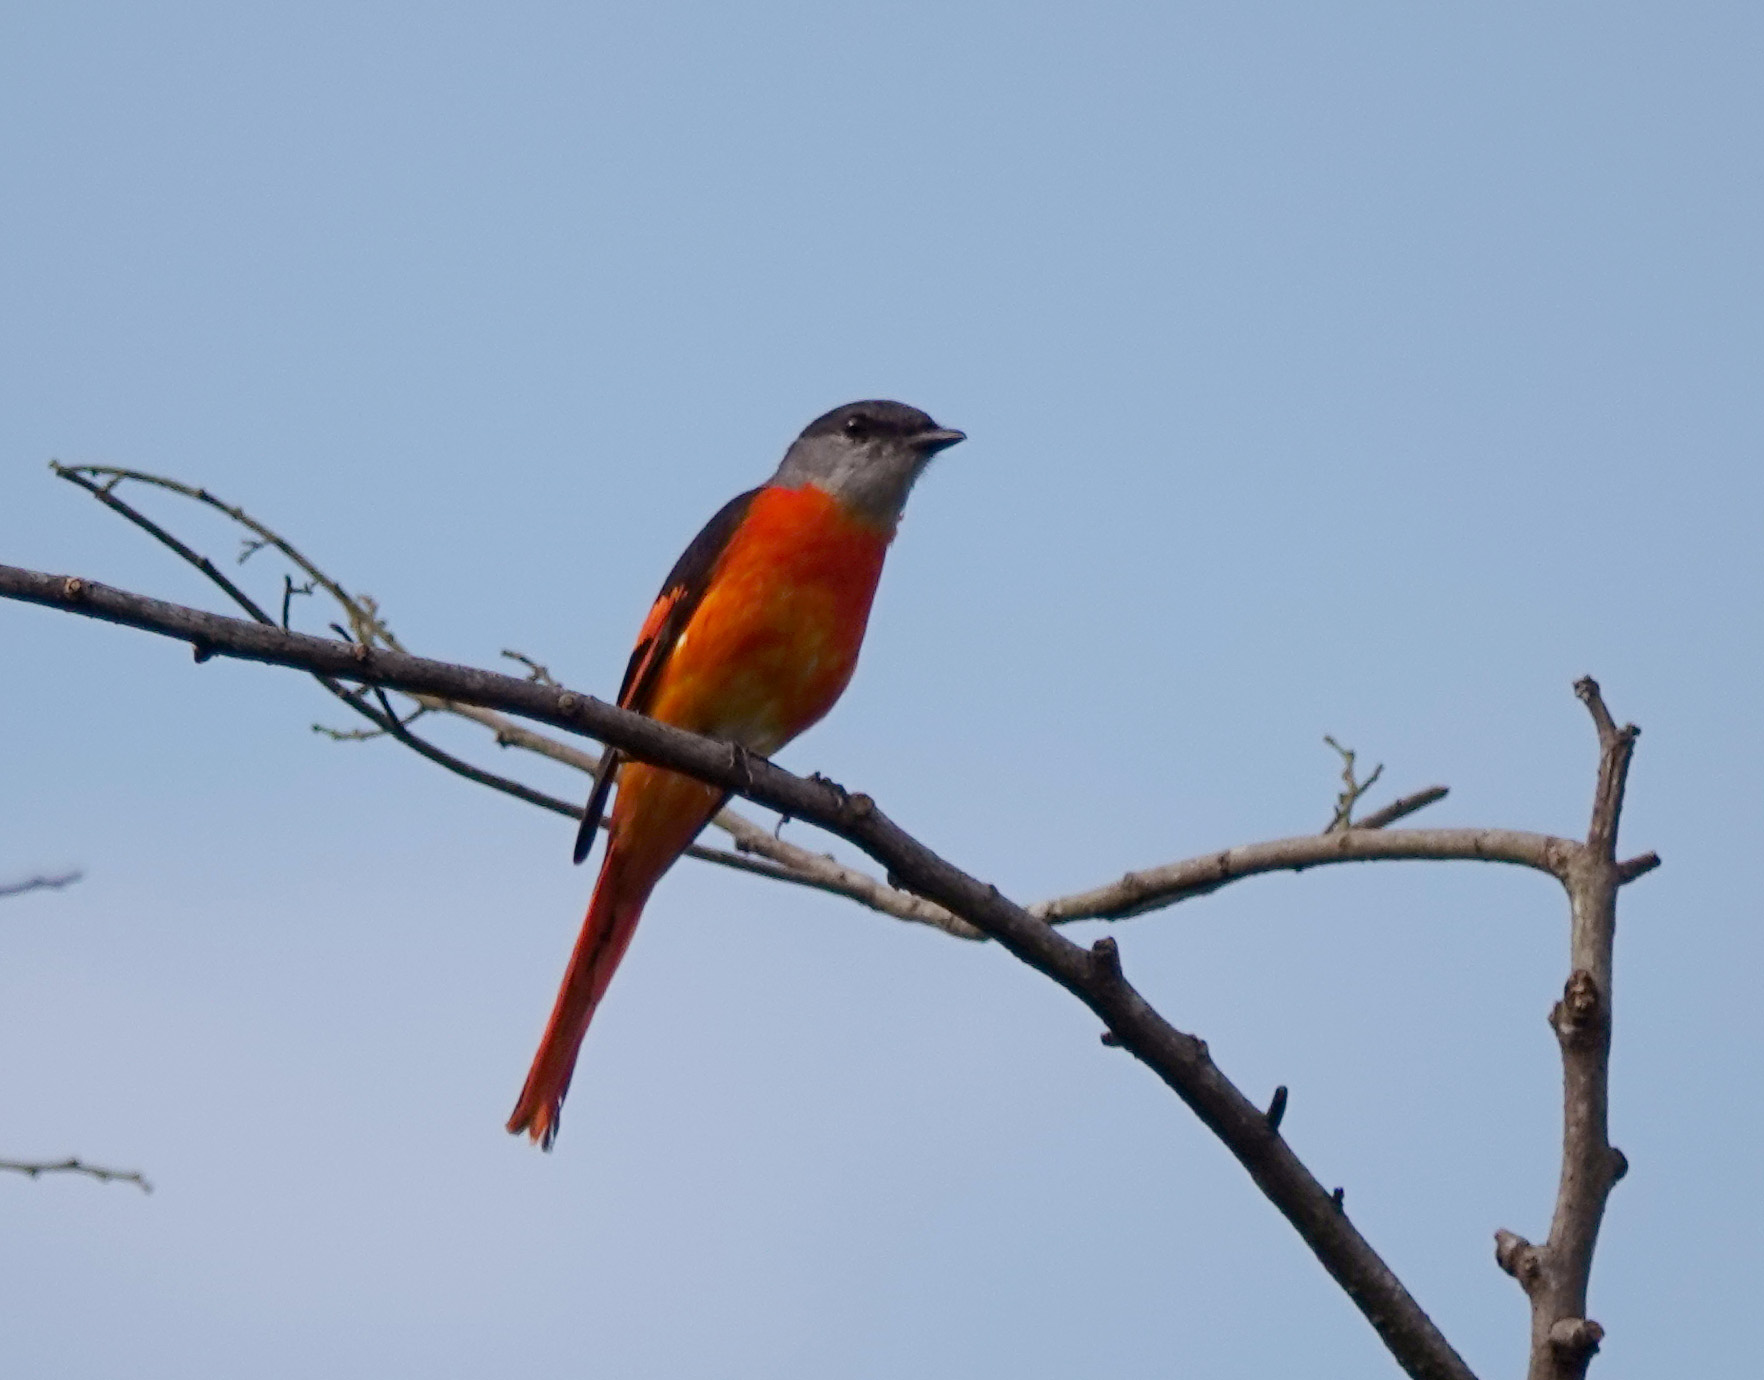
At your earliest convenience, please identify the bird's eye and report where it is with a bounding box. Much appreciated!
[843,414,872,439]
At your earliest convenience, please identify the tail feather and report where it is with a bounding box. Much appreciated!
[507,851,649,1149]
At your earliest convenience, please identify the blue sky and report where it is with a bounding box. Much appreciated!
[2,4,1759,1376]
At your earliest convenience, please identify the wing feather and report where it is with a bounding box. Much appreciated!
[570,487,762,864]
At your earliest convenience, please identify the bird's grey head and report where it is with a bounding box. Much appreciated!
[770,400,964,530]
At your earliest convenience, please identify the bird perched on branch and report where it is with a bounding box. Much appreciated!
[508,400,964,1148]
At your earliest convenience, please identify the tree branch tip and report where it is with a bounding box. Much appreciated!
[1617,851,1661,884]
[1573,674,1625,741]
[1265,1085,1288,1132]
[1099,1030,1122,1047]
[1355,785,1450,830]
[1330,1187,1345,1212]
[0,1156,152,1193]
[1610,1146,1629,1183]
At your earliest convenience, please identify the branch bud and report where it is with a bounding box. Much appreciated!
[1547,1317,1604,1361]
[1494,1229,1542,1287]
[1089,935,1123,984]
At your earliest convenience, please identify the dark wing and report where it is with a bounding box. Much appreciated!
[571,487,762,864]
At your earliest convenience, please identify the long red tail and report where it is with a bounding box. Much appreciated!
[507,849,651,1149]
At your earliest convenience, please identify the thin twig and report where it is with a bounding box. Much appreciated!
[51,463,392,646]
[280,574,315,630]
[50,464,278,624]
[1357,786,1450,830]
[1324,735,1384,831]
[0,870,84,898]
[1032,825,1572,922]
[0,1156,151,1193]
[501,650,559,686]
[312,721,392,742]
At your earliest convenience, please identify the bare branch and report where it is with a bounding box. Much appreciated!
[0,563,1477,1380]
[1494,677,1651,1380]
[0,869,83,898]
[22,470,1662,1377]
[439,697,976,934]
[0,1156,151,1193]
[1576,676,1637,862]
[1031,826,1573,923]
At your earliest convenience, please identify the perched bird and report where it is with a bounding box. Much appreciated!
[508,400,964,1148]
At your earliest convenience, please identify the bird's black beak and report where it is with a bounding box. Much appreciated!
[912,427,966,454]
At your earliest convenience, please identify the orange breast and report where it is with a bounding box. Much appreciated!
[603,483,892,875]
[644,482,892,755]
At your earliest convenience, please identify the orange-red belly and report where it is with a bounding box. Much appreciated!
[609,483,892,871]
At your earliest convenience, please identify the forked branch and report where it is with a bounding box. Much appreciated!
[1493,679,1646,1380]
[0,542,1658,1380]
[1,561,1482,1380]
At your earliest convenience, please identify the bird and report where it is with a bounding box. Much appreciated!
[507,399,964,1148]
